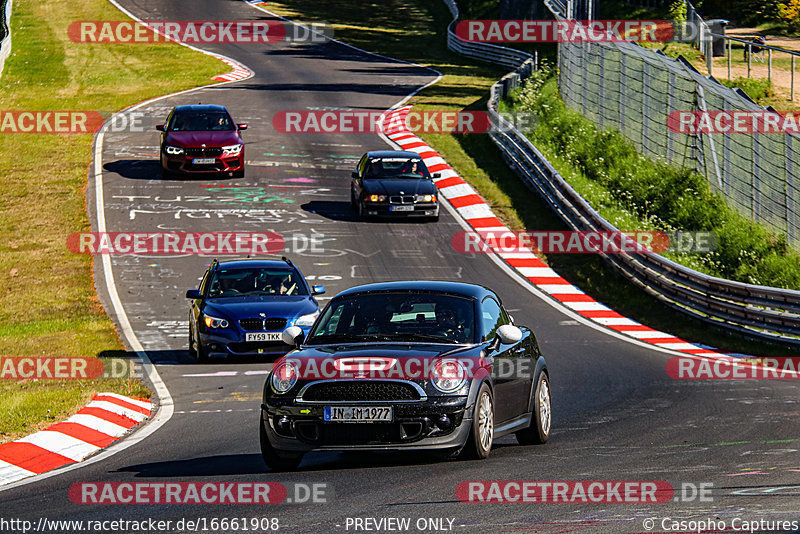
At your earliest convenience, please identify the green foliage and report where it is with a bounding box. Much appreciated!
[719,77,776,102]
[507,67,800,289]
[669,0,688,22]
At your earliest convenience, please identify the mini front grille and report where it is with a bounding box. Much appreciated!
[302,381,421,402]
[185,147,222,157]
[389,195,415,204]
[239,318,287,331]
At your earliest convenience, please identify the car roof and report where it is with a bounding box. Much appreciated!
[173,104,229,113]
[214,258,296,270]
[365,150,424,159]
[334,280,494,300]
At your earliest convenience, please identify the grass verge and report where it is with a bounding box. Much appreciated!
[0,0,228,441]
[262,0,798,357]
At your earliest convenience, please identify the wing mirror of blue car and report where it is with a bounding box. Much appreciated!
[155,124,165,131]
[281,326,305,347]
[185,289,202,299]
[351,171,359,179]
[238,123,248,130]
[432,172,441,179]
[312,285,326,295]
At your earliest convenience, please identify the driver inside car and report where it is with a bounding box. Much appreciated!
[435,303,464,342]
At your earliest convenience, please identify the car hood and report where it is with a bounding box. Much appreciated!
[203,296,317,320]
[362,178,436,196]
[165,130,242,147]
[290,343,478,360]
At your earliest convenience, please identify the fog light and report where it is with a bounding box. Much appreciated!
[438,414,452,429]
[276,416,291,431]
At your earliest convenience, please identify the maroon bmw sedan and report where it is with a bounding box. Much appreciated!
[157,104,247,178]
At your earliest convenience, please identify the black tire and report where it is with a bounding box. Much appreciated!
[516,372,551,445]
[188,326,197,359]
[259,414,304,471]
[356,200,367,221]
[428,213,440,222]
[189,325,209,362]
[232,168,245,178]
[461,383,494,460]
[350,190,357,211]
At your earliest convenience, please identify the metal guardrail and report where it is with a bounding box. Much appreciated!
[0,0,13,80]
[443,1,800,346]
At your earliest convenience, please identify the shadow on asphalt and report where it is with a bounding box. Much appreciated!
[103,159,239,182]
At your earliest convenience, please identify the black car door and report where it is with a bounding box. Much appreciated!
[482,296,531,423]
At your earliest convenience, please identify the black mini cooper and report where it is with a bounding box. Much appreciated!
[259,281,550,470]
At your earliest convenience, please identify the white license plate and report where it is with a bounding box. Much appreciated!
[245,332,282,342]
[324,406,393,422]
[390,205,414,212]
[193,158,215,164]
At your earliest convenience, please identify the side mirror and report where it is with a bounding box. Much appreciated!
[185,289,202,299]
[281,326,305,347]
[496,324,523,345]
[351,171,359,179]
[432,173,441,179]
[238,123,248,130]
[312,285,326,295]
[155,124,165,131]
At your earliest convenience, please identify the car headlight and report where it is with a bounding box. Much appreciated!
[431,359,468,393]
[294,311,319,327]
[203,314,229,329]
[271,361,299,394]
[415,194,437,203]
[222,144,243,156]
[165,145,184,155]
[366,194,386,202]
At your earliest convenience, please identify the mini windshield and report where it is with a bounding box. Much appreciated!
[169,111,234,131]
[306,292,475,344]
[364,157,430,179]
[207,268,307,297]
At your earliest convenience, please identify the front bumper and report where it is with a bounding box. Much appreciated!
[363,202,439,218]
[162,150,244,174]
[199,326,309,357]
[261,395,471,452]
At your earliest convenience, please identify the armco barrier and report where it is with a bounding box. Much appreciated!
[444,1,800,347]
[0,0,12,80]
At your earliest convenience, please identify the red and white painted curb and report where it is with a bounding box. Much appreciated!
[383,106,734,358]
[0,393,152,486]
[212,55,252,83]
